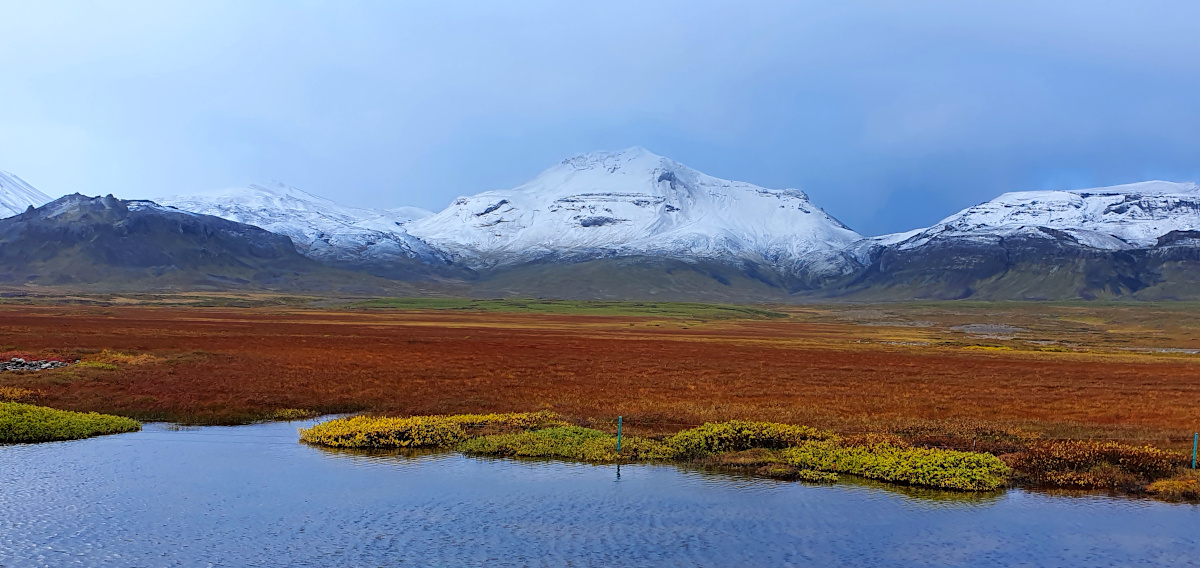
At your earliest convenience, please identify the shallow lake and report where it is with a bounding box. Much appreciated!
[2,419,1198,567]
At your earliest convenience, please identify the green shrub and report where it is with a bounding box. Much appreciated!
[780,440,1010,491]
[663,420,836,459]
[299,411,563,449]
[0,402,141,444]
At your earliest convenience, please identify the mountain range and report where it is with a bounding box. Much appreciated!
[3,149,1200,301]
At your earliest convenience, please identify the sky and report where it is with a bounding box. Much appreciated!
[2,1,1199,236]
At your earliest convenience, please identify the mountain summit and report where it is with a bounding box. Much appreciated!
[872,180,1200,254]
[406,147,863,284]
[843,180,1200,300]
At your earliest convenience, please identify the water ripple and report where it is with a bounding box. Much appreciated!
[1,420,1197,567]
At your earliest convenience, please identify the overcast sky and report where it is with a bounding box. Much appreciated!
[3,1,1199,235]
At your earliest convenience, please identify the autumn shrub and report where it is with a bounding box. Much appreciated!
[0,402,141,443]
[0,386,40,403]
[268,408,313,421]
[1146,471,1200,501]
[888,418,1039,453]
[459,425,673,462]
[753,464,839,483]
[663,420,836,459]
[94,349,159,365]
[707,448,779,467]
[299,411,564,449]
[76,361,118,370]
[780,440,1010,491]
[1006,441,1186,489]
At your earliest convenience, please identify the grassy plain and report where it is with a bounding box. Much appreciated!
[1,296,1199,451]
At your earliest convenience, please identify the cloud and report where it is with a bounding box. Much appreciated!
[2,1,1198,235]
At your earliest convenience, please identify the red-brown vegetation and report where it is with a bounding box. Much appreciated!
[0,303,1196,450]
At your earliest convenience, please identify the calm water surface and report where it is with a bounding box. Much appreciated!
[2,419,1198,567]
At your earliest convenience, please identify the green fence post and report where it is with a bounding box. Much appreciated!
[617,416,623,453]
[1193,432,1197,470]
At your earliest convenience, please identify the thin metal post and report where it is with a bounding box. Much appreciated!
[1193,432,1197,470]
[617,416,623,453]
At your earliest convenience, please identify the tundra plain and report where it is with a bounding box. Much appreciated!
[1,297,1197,452]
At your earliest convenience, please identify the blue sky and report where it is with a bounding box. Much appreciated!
[2,1,1199,235]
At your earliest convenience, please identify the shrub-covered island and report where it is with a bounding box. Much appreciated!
[301,413,1011,491]
[0,402,142,444]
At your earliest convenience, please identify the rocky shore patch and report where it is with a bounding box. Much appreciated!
[1,357,75,372]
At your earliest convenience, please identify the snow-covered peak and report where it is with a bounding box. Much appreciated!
[388,206,434,222]
[159,181,366,222]
[407,148,862,276]
[872,180,1200,253]
[155,182,443,265]
[0,171,53,218]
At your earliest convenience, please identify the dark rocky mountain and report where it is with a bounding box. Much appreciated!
[0,194,440,293]
[828,181,1200,301]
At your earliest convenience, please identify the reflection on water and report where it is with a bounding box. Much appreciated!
[317,444,1009,508]
[2,420,1198,567]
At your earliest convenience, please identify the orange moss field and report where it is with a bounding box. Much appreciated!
[1,301,1199,446]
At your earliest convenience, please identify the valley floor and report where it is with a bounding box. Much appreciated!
[1,296,1198,451]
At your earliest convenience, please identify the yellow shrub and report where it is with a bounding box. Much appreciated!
[0,386,39,402]
[299,411,563,449]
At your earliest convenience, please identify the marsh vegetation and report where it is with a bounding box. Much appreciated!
[3,300,1199,499]
[302,413,1012,491]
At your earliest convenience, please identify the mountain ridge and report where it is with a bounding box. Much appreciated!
[5,151,1200,300]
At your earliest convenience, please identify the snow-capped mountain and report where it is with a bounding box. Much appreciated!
[406,147,863,279]
[154,182,444,267]
[864,181,1200,256]
[842,180,1200,300]
[0,171,53,218]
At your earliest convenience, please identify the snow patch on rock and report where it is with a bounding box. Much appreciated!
[154,182,443,264]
